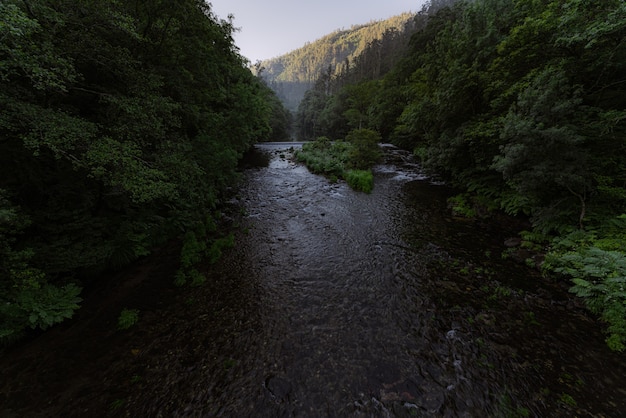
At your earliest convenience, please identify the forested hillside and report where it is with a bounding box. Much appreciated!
[297,0,626,350]
[0,0,288,342]
[254,13,418,111]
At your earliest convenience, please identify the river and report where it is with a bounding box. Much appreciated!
[1,143,625,417]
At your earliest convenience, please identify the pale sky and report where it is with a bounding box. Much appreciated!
[210,0,426,63]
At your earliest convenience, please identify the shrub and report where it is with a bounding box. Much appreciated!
[413,146,428,163]
[448,194,477,218]
[206,233,235,264]
[309,136,332,150]
[345,129,382,170]
[175,221,235,286]
[296,137,348,178]
[180,231,205,269]
[188,268,206,287]
[296,133,381,193]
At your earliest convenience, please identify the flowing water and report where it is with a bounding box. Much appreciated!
[1,143,625,417]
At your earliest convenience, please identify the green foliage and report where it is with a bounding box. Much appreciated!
[542,216,626,351]
[497,189,533,217]
[180,231,206,270]
[594,215,626,252]
[371,0,625,233]
[0,0,279,343]
[295,87,331,140]
[559,393,577,407]
[206,233,235,265]
[110,399,125,411]
[296,132,380,193]
[21,282,81,329]
[176,263,214,288]
[117,308,140,330]
[413,146,428,163]
[546,232,626,351]
[0,190,82,341]
[175,220,235,287]
[188,269,206,287]
[345,170,374,194]
[519,230,549,250]
[263,88,293,141]
[308,136,332,150]
[0,281,82,338]
[497,393,531,418]
[491,65,590,227]
[173,270,187,288]
[345,129,382,170]
[296,138,350,178]
[448,194,478,218]
[0,1,76,91]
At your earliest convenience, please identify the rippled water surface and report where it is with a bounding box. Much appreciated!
[2,143,625,417]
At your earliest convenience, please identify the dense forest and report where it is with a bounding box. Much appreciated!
[296,0,626,350]
[254,13,418,112]
[0,0,290,342]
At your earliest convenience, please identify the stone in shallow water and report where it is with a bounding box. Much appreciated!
[264,375,292,403]
[504,237,522,248]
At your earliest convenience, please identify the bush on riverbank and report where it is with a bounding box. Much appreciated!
[543,219,626,351]
[295,137,349,178]
[295,129,381,193]
[345,129,382,171]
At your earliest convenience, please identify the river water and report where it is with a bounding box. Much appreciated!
[2,143,625,417]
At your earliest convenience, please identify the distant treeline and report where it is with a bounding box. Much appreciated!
[254,12,419,111]
[296,0,626,350]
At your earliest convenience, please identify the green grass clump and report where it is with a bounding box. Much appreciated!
[345,170,374,194]
[296,139,349,178]
[295,130,381,193]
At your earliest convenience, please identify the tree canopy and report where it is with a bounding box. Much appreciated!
[0,0,287,341]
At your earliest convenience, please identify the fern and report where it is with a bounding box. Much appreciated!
[188,269,206,287]
[552,247,626,351]
[447,194,477,218]
[174,270,187,287]
[180,230,206,269]
[176,222,235,287]
[9,282,83,332]
[117,308,140,330]
[206,233,235,264]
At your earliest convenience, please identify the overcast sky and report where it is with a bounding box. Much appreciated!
[210,0,427,63]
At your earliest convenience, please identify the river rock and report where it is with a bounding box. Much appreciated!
[264,375,292,403]
[504,237,522,248]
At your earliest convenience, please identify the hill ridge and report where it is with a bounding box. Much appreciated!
[254,12,417,111]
